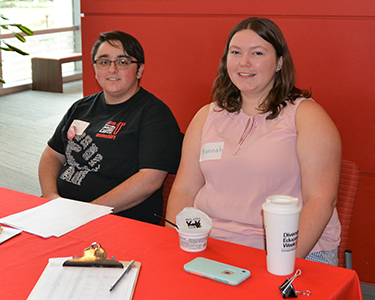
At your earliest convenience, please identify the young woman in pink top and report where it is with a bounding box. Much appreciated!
[166,17,341,265]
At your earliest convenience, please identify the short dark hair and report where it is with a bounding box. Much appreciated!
[91,30,144,69]
[212,17,311,119]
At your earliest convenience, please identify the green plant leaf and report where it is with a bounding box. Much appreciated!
[12,32,26,43]
[0,45,13,51]
[18,25,33,36]
[0,14,9,21]
[0,23,33,36]
[3,42,29,55]
[0,14,33,83]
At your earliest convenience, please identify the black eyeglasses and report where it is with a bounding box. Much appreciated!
[94,58,138,70]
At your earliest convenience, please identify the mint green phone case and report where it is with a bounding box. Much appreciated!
[184,257,251,286]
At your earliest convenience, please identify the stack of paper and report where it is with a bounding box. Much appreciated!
[0,226,22,244]
[0,198,113,238]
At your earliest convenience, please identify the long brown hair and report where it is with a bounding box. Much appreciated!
[212,17,311,119]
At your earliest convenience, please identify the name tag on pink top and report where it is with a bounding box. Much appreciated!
[200,142,224,162]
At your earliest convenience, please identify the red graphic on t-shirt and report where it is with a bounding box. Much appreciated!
[96,121,126,140]
[67,125,77,140]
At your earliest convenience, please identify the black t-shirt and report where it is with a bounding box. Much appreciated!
[48,88,183,224]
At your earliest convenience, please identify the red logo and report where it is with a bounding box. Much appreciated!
[67,125,77,140]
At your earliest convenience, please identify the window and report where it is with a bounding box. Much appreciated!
[0,0,81,90]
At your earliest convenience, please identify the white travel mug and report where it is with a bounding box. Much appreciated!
[262,195,302,276]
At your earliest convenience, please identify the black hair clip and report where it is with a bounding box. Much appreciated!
[279,269,311,298]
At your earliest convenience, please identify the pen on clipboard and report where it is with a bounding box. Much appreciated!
[109,260,135,292]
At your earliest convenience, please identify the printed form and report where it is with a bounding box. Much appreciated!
[27,258,139,300]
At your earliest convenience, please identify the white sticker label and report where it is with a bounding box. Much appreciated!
[200,142,224,162]
[67,119,90,140]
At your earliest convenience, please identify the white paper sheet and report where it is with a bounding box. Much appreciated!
[0,198,113,238]
[27,258,138,300]
[0,226,22,244]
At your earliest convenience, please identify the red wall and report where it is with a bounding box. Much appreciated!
[80,0,375,283]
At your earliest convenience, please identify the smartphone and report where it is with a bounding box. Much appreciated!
[183,257,251,286]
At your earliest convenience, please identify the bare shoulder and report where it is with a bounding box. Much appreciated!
[192,103,211,123]
[295,99,341,166]
[295,99,338,134]
[296,99,329,118]
[185,103,211,134]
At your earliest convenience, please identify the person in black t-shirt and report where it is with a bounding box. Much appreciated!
[38,31,183,224]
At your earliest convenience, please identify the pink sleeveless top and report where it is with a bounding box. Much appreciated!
[194,99,341,253]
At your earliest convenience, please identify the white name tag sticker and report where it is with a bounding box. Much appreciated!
[200,142,224,162]
[67,119,90,140]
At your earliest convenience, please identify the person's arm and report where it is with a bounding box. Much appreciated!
[39,145,168,212]
[295,100,342,258]
[165,104,210,228]
[91,169,167,213]
[92,100,182,213]
[38,145,66,199]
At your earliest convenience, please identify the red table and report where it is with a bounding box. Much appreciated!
[0,187,363,300]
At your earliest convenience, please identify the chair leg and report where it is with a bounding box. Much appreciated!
[345,250,352,269]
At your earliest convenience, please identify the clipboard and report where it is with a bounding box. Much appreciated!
[63,241,125,268]
[27,242,141,300]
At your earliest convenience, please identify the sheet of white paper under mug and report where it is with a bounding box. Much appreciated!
[262,195,302,276]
